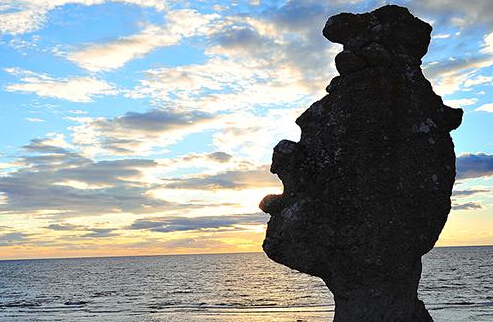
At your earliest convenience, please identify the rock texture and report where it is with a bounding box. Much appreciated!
[259,5,463,322]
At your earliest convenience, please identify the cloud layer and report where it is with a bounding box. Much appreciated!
[2,0,493,257]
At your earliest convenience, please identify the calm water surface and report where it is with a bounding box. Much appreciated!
[0,246,492,321]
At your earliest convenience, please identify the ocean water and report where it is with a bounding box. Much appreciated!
[0,246,492,322]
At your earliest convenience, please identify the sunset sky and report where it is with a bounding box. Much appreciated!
[1,0,493,259]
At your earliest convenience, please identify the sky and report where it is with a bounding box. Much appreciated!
[0,0,493,260]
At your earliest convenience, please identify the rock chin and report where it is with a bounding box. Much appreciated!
[260,4,463,322]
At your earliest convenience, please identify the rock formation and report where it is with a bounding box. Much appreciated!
[259,5,462,322]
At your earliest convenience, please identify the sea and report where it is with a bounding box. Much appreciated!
[0,246,492,322]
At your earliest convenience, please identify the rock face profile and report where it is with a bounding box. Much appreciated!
[259,5,463,322]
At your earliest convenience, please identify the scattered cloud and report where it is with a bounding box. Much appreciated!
[163,165,278,190]
[0,193,7,205]
[23,133,73,153]
[206,12,340,90]
[0,0,169,35]
[67,10,218,72]
[82,228,118,238]
[25,117,45,123]
[161,237,230,250]
[443,98,477,109]
[46,223,85,231]
[475,103,493,112]
[0,8,45,35]
[410,0,493,28]
[433,33,451,39]
[202,152,232,163]
[0,232,29,247]
[45,223,120,239]
[482,32,493,54]
[125,2,343,113]
[423,56,493,95]
[126,58,317,115]
[0,133,273,220]
[68,109,215,156]
[67,110,88,115]
[4,68,117,102]
[211,108,303,161]
[453,189,490,197]
[129,212,267,233]
[0,137,179,217]
[452,202,482,210]
[155,151,246,176]
[464,75,493,87]
[457,153,493,179]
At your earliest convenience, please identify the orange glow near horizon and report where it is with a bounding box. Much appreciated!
[1,216,492,260]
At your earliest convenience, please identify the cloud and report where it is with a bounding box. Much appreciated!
[211,108,303,161]
[475,103,493,112]
[111,0,493,111]
[0,135,257,219]
[46,223,85,231]
[67,9,218,71]
[167,152,234,167]
[410,0,493,28]
[0,193,7,205]
[433,34,451,39]
[423,56,493,95]
[483,32,493,54]
[425,57,493,80]
[443,98,477,109]
[0,174,169,217]
[126,58,303,113]
[161,237,229,249]
[0,1,169,35]
[453,189,490,197]
[45,223,120,239]
[206,9,340,86]
[203,152,232,163]
[25,118,45,123]
[82,228,118,238]
[415,5,493,96]
[118,3,343,162]
[0,7,46,35]
[4,68,117,102]
[457,153,493,179]
[5,0,493,255]
[212,22,272,57]
[0,137,180,217]
[452,202,482,210]
[163,165,279,190]
[129,212,267,233]
[69,109,215,156]
[22,134,73,154]
[155,152,248,177]
[463,75,493,87]
[125,2,344,113]
[0,232,29,247]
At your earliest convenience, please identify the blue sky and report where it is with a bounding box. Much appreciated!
[1,0,493,259]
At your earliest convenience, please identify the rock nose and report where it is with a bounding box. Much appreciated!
[258,194,283,215]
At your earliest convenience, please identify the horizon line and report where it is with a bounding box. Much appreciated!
[1,245,493,262]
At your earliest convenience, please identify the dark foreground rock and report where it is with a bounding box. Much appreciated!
[260,5,462,322]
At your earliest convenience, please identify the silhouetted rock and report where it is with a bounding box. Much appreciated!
[260,5,462,322]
